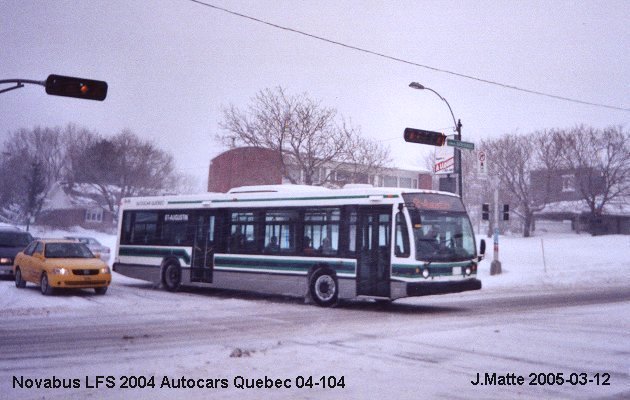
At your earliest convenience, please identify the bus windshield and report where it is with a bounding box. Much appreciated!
[410,211,476,262]
[403,193,476,262]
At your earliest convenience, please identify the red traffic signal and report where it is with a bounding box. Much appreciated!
[404,127,446,147]
[45,74,107,101]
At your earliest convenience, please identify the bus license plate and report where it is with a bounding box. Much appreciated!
[452,267,462,275]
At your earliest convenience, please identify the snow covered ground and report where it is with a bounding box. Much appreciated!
[1,227,629,399]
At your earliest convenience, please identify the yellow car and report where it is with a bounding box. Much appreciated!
[13,239,111,295]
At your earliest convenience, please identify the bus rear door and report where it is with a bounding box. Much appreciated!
[356,207,391,298]
[191,212,220,283]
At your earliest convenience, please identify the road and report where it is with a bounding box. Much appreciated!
[1,278,629,399]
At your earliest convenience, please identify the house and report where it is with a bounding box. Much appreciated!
[36,182,116,231]
[208,147,432,192]
[530,167,605,204]
[530,168,628,235]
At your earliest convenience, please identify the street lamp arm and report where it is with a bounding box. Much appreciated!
[424,87,457,132]
[409,82,457,131]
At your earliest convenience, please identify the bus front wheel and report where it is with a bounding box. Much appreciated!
[310,269,338,307]
[162,262,182,292]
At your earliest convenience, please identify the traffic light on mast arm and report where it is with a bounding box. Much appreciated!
[45,74,108,101]
[403,127,446,147]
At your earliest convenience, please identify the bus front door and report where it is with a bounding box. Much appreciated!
[191,213,217,283]
[356,207,391,298]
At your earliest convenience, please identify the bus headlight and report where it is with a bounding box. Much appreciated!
[422,268,430,278]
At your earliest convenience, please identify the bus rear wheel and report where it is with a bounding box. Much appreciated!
[162,262,182,292]
[310,269,338,307]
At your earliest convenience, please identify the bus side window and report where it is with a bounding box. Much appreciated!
[229,211,258,253]
[304,208,340,257]
[395,211,410,257]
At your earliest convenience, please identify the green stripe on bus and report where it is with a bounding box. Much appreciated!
[119,246,191,265]
[215,256,356,275]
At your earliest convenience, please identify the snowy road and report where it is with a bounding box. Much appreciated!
[1,276,629,400]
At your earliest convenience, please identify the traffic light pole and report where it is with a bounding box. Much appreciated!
[0,75,107,101]
[0,79,44,95]
[455,119,463,200]
[408,82,463,199]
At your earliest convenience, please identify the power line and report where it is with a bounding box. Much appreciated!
[186,0,629,112]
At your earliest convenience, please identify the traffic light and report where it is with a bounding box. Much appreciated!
[482,203,489,220]
[503,204,510,221]
[45,74,107,101]
[403,128,446,147]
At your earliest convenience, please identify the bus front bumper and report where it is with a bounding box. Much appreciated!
[406,278,481,297]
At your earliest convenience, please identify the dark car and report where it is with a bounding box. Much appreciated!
[0,225,34,279]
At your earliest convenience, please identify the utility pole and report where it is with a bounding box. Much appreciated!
[490,186,502,275]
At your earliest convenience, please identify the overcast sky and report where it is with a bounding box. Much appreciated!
[2,0,628,190]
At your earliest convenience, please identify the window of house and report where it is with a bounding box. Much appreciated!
[85,208,103,223]
[383,175,398,187]
[399,177,412,188]
[561,174,576,192]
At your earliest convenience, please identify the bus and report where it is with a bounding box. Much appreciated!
[113,185,485,306]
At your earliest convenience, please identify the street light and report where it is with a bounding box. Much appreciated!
[409,82,463,198]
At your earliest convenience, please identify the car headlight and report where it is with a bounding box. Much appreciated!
[0,257,13,265]
[100,266,111,274]
[52,267,69,275]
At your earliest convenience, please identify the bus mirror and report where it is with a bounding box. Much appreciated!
[478,239,486,261]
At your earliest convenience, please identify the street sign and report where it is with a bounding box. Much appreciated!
[446,138,475,150]
[478,150,487,174]
[434,156,454,173]
[434,145,454,174]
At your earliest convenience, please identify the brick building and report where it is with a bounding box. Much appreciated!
[208,147,432,192]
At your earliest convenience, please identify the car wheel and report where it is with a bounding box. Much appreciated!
[40,273,54,295]
[310,269,338,307]
[94,286,108,295]
[162,262,181,292]
[15,268,26,288]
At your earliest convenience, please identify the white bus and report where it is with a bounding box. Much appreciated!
[113,185,485,306]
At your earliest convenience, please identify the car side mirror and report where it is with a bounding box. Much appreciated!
[34,252,45,260]
[94,253,101,259]
[478,239,486,262]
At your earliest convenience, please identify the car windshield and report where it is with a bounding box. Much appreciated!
[0,232,33,247]
[410,211,476,262]
[45,242,95,258]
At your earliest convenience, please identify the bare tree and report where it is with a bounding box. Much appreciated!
[219,87,389,186]
[72,129,176,212]
[340,119,391,184]
[562,125,630,216]
[482,133,541,237]
[0,126,67,222]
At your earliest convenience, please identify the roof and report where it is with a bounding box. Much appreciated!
[536,198,630,216]
[121,184,459,209]
[0,224,24,232]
